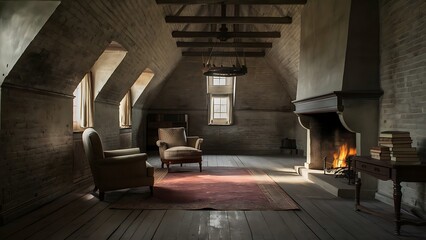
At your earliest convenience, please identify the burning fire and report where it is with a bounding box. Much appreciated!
[332,144,356,168]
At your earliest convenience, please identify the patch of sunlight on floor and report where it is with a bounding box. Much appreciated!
[269,174,313,184]
[273,167,297,173]
[84,194,95,200]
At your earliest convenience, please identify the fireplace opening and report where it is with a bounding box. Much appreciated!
[309,113,357,178]
[323,143,357,184]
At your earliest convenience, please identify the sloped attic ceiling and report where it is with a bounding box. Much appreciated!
[156,1,304,99]
[2,0,303,107]
[2,0,182,106]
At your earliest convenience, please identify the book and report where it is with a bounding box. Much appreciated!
[379,137,412,143]
[391,156,419,161]
[390,153,418,158]
[371,152,391,160]
[371,155,391,160]
[379,143,412,148]
[380,131,411,138]
[370,146,390,153]
[388,147,417,152]
[370,151,391,156]
[370,149,390,153]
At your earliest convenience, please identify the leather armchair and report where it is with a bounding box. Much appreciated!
[156,127,203,172]
[82,128,154,200]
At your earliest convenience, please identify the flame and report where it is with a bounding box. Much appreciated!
[332,143,356,168]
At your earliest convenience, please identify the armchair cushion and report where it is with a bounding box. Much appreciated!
[164,146,202,160]
[158,127,187,148]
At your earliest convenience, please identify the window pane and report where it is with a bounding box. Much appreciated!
[214,105,221,112]
[73,82,82,123]
[212,76,228,86]
[213,78,219,85]
[220,105,227,113]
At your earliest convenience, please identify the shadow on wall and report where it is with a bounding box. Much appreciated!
[415,139,426,217]
[419,138,426,163]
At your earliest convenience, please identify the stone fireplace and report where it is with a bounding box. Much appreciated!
[294,91,382,198]
[294,1,381,198]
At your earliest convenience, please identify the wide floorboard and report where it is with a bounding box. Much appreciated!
[1,155,425,240]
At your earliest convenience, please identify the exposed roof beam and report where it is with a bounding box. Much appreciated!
[172,31,281,38]
[182,51,265,57]
[176,41,272,48]
[165,16,292,24]
[157,0,307,4]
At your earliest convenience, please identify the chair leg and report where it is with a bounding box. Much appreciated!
[180,163,183,167]
[92,186,98,193]
[149,186,154,196]
[99,191,105,201]
[161,162,164,169]
[199,162,202,172]
[167,163,170,172]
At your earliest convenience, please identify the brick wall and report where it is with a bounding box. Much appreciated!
[0,0,181,222]
[0,86,74,223]
[148,57,300,154]
[377,0,426,210]
[94,102,120,150]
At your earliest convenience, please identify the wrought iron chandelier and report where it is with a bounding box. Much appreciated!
[202,51,247,77]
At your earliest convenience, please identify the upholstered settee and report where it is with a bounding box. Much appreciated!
[156,127,203,172]
[82,128,154,200]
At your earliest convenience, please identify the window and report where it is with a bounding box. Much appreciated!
[73,82,82,127]
[73,73,94,131]
[119,91,132,128]
[118,68,155,128]
[213,76,227,86]
[212,96,229,119]
[207,76,235,125]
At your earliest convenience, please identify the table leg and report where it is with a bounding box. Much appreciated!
[355,173,361,211]
[393,181,402,235]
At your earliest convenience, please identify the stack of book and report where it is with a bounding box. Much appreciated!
[376,131,419,163]
[370,146,391,160]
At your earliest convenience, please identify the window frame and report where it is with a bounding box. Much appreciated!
[207,76,235,126]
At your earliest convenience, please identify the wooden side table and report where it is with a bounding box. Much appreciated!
[353,156,426,235]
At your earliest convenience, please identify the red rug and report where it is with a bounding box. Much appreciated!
[111,167,299,210]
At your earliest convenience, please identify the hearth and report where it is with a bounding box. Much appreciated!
[323,155,356,185]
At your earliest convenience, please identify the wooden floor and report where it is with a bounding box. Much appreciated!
[1,155,425,240]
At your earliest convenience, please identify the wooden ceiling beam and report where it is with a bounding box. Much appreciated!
[165,16,292,24]
[176,41,272,48]
[172,31,281,38]
[182,51,265,57]
[157,0,307,4]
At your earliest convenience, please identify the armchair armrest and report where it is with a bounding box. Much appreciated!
[156,140,168,148]
[101,153,148,165]
[97,153,150,188]
[187,136,203,149]
[104,148,140,157]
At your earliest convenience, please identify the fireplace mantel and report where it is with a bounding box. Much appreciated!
[292,91,383,114]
